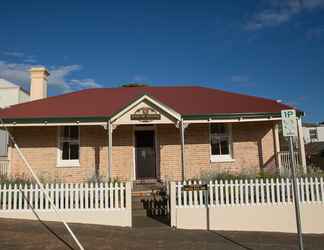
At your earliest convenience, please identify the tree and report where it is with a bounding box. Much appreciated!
[121,83,149,87]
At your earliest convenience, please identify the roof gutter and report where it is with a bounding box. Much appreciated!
[0,116,110,127]
[0,111,304,127]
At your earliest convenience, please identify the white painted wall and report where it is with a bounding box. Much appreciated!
[0,79,30,157]
[303,126,324,144]
[174,204,324,233]
[0,210,132,227]
[0,88,19,108]
[0,79,30,108]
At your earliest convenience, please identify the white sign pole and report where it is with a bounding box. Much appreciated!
[281,110,304,250]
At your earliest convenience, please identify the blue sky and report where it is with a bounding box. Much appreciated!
[0,0,323,122]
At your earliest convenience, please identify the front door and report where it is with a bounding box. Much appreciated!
[135,130,156,179]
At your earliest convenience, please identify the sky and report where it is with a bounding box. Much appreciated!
[0,0,323,122]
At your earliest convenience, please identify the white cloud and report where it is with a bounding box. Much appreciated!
[2,51,25,58]
[132,75,148,82]
[69,79,102,88]
[245,0,324,30]
[0,61,101,93]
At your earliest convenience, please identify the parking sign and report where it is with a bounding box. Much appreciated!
[281,109,298,137]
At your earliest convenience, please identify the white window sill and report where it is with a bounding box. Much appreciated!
[210,156,235,163]
[56,160,80,168]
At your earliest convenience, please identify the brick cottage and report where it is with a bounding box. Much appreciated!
[0,67,306,183]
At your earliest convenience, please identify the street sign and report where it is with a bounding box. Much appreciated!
[281,109,304,250]
[281,109,298,137]
[182,184,208,191]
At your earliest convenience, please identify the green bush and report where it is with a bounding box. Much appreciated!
[86,174,120,184]
[193,165,324,182]
[0,175,33,186]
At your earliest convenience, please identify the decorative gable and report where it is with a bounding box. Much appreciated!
[111,95,180,125]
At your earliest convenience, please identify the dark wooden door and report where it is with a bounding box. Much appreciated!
[135,130,156,179]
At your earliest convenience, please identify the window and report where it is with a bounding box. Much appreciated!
[210,123,233,162]
[309,129,318,141]
[57,126,80,167]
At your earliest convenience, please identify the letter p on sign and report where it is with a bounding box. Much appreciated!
[281,109,298,137]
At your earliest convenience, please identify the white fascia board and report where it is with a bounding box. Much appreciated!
[1,122,107,127]
[184,117,281,124]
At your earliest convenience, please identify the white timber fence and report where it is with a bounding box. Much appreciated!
[170,178,324,233]
[0,182,132,227]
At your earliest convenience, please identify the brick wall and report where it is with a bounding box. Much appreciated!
[183,122,276,179]
[8,121,277,183]
[157,124,182,181]
[111,125,133,181]
[9,126,109,183]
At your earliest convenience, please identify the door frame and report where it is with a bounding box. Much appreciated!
[132,125,159,180]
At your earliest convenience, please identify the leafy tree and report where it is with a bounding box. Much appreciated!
[121,83,149,87]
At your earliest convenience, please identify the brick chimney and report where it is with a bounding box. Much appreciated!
[30,67,49,101]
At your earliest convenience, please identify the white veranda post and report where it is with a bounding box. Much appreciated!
[297,117,307,174]
[108,120,113,178]
[273,123,282,173]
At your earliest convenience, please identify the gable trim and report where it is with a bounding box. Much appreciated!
[110,94,181,123]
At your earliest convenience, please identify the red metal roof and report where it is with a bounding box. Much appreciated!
[0,86,292,120]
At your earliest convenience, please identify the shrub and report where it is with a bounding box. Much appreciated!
[86,174,120,184]
[0,175,33,186]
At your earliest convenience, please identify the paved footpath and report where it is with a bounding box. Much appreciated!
[0,218,323,250]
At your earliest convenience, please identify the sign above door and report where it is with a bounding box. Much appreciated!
[130,107,161,122]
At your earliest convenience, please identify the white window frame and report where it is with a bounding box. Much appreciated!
[209,123,234,163]
[57,126,80,167]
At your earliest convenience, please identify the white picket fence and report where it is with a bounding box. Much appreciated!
[0,182,132,227]
[170,177,324,233]
[174,177,324,208]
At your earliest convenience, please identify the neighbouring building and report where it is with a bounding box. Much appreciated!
[303,123,324,144]
[303,123,324,168]
[0,79,30,171]
[0,67,307,182]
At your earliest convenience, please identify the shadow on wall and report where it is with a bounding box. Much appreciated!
[233,122,276,172]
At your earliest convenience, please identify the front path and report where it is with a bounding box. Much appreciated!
[0,218,322,250]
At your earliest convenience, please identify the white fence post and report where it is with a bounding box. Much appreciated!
[126,182,131,210]
[170,182,176,228]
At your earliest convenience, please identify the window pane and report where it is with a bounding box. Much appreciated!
[211,124,226,134]
[62,142,70,160]
[210,123,231,156]
[70,144,79,160]
[220,140,229,155]
[63,127,70,139]
[211,142,220,155]
[70,126,79,140]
